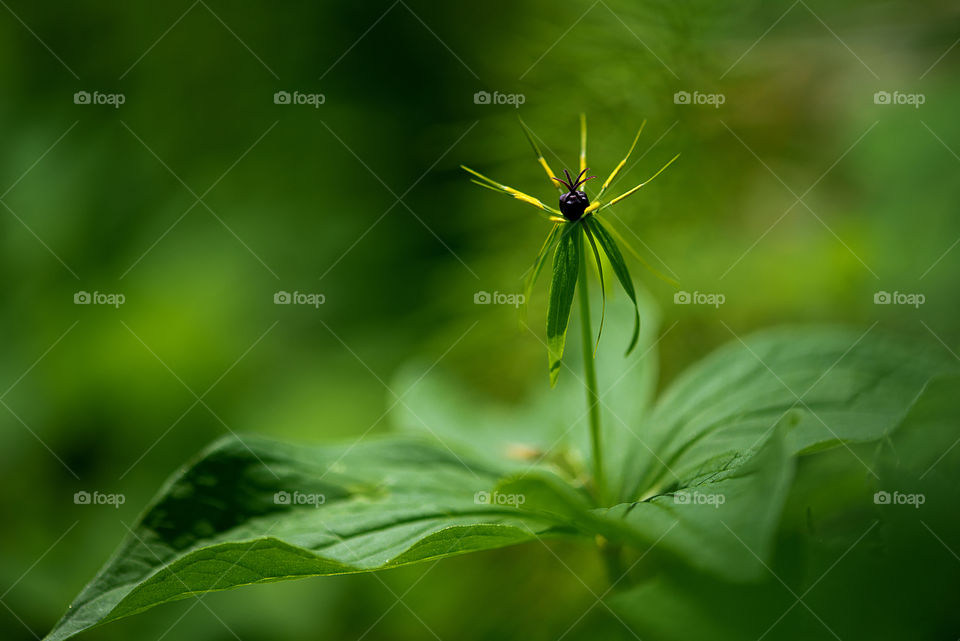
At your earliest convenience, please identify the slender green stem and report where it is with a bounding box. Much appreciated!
[577,228,606,505]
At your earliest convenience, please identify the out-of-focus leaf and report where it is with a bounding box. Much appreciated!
[600,427,794,581]
[608,328,956,582]
[622,328,957,504]
[44,436,577,641]
[609,373,960,641]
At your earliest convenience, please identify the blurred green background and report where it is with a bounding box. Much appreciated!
[2,0,959,639]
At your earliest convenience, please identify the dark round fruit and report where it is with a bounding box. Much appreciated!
[559,190,590,221]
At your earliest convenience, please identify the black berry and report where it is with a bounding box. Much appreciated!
[559,190,590,220]
[552,168,596,222]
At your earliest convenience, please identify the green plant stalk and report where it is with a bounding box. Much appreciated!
[577,227,606,505]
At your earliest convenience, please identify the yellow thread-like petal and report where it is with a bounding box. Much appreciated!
[601,153,680,210]
[513,192,547,209]
[461,165,506,190]
[518,117,562,191]
[597,121,646,200]
[579,113,587,174]
[462,165,561,216]
[537,158,558,186]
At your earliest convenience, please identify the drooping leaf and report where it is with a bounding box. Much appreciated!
[546,224,581,387]
[585,217,640,354]
[45,436,577,641]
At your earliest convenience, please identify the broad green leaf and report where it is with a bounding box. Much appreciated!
[546,224,581,387]
[610,328,956,581]
[609,373,960,641]
[600,426,794,581]
[45,436,578,641]
[623,328,957,504]
[585,217,640,354]
[494,472,599,531]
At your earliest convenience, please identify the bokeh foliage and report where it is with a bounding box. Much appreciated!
[1,0,958,639]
